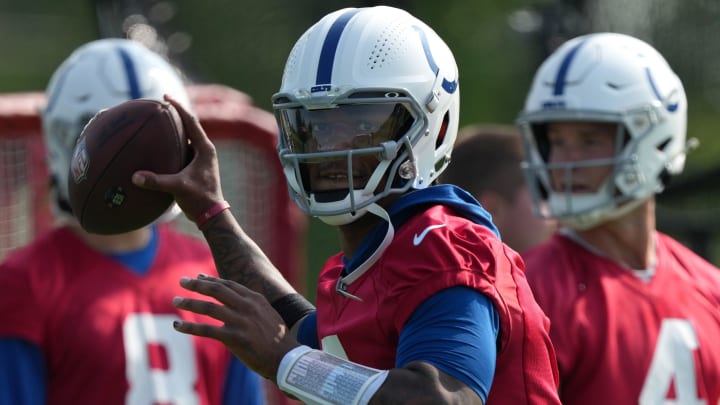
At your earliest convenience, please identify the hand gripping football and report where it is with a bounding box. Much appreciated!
[68,99,190,234]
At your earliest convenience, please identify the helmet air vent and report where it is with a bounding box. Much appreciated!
[367,21,407,70]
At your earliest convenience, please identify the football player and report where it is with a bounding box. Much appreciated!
[133,6,561,404]
[517,32,720,404]
[0,39,264,405]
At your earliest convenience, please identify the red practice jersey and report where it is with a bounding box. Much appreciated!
[315,204,560,404]
[0,225,231,405]
[524,232,720,404]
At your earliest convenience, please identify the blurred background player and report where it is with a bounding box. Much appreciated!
[517,32,720,404]
[134,6,561,404]
[440,123,556,253]
[0,39,264,405]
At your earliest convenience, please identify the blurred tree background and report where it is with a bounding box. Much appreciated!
[1,0,718,296]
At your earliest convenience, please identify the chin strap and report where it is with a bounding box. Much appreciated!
[335,203,394,302]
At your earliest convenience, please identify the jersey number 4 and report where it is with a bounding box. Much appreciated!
[639,319,706,405]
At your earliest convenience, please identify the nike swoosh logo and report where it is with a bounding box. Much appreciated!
[413,224,447,246]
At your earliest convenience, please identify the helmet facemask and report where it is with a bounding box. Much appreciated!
[522,116,637,229]
[275,90,423,225]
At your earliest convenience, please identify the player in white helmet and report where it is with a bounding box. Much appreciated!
[0,39,264,405]
[517,32,720,404]
[133,6,561,404]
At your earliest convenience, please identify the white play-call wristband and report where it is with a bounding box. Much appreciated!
[277,345,389,405]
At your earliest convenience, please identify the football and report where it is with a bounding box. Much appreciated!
[68,99,190,234]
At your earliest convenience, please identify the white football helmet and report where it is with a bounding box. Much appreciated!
[42,38,190,220]
[273,6,460,225]
[516,32,688,229]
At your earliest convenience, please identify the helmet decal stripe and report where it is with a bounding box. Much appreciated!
[413,26,458,94]
[316,9,361,86]
[646,67,679,112]
[553,39,589,96]
[116,46,142,99]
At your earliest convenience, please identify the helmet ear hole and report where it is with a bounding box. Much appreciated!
[435,112,450,149]
[656,137,672,152]
[656,137,674,188]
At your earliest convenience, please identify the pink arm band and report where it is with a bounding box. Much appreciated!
[195,200,231,228]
